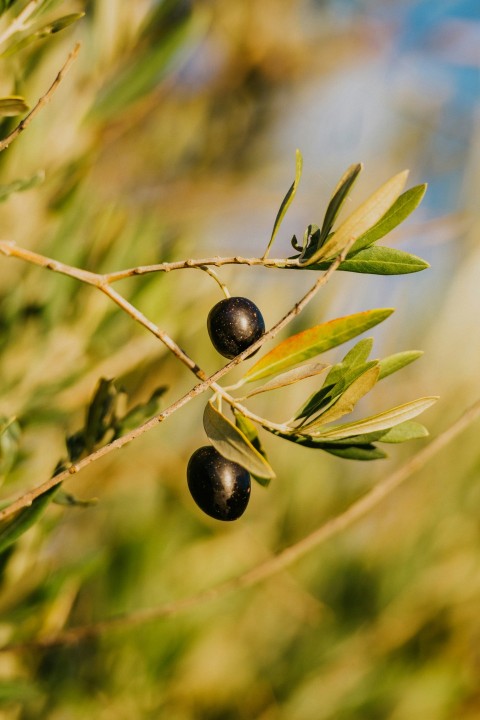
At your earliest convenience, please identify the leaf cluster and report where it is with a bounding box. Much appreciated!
[203,311,437,481]
[0,379,167,553]
[275,153,428,276]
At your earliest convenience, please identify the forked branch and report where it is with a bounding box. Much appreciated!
[0,239,351,522]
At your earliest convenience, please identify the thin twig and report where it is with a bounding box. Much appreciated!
[0,242,347,522]
[105,256,299,282]
[0,43,80,153]
[5,398,479,652]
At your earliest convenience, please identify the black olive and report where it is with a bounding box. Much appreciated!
[187,446,251,521]
[207,297,265,359]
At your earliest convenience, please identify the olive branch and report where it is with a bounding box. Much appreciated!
[0,41,450,650]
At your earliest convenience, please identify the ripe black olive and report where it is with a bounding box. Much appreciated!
[187,446,251,521]
[207,296,265,359]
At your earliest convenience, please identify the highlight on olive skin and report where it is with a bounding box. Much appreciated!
[207,296,265,359]
[187,445,251,521]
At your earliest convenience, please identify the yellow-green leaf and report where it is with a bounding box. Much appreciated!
[243,308,394,383]
[302,364,380,429]
[318,163,362,242]
[350,184,427,253]
[263,148,303,259]
[234,411,271,487]
[302,170,409,264]
[244,361,329,398]
[0,486,58,554]
[0,96,28,117]
[296,246,430,275]
[203,402,275,479]
[378,350,423,380]
[310,397,438,440]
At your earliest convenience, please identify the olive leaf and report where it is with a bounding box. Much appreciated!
[0,171,45,202]
[300,363,380,430]
[243,361,329,398]
[321,444,387,461]
[304,420,429,446]
[0,416,21,481]
[293,340,422,425]
[378,350,423,380]
[116,385,167,435]
[263,148,303,258]
[84,378,118,452]
[234,411,271,487]
[308,397,438,440]
[344,420,429,445]
[0,485,58,555]
[243,308,393,383]
[203,402,275,479]
[317,163,362,244]
[294,360,379,425]
[54,491,98,508]
[2,13,85,57]
[349,184,427,254]
[295,245,429,275]
[267,428,386,460]
[0,96,29,116]
[301,170,409,265]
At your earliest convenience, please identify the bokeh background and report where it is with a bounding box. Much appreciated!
[0,0,479,717]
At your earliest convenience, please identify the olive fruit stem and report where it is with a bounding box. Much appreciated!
[198,266,231,298]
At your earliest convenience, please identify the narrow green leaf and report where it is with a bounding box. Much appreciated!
[264,149,303,258]
[319,163,363,242]
[294,360,378,423]
[0,416,21,480]
[53,490,98,508]
[234,411,271,487]
[0,171,45,202]
[117,385,167,435]
[244,361,329,398]
[378,350,423,380]
[293,338,375,422]
[203,402,275,479]
[296,245,430,275]
[0,95,29,116]
[321,420,429,445]
[45,12,85,34]
[302,170,409,264]
[84,378,118,452]
[310,396,438,440]
[244,308,394,383]
[341,337,374,367]
[268,429,386,460]
[302,364,380,429]
[350,184,427,253]
[0,486,58,554]
[377,421,429,443]
[298,224,321,260]
[1,13,85,57]
[321,444,387,461]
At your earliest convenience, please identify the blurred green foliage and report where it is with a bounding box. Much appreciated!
[0,1,479,719]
